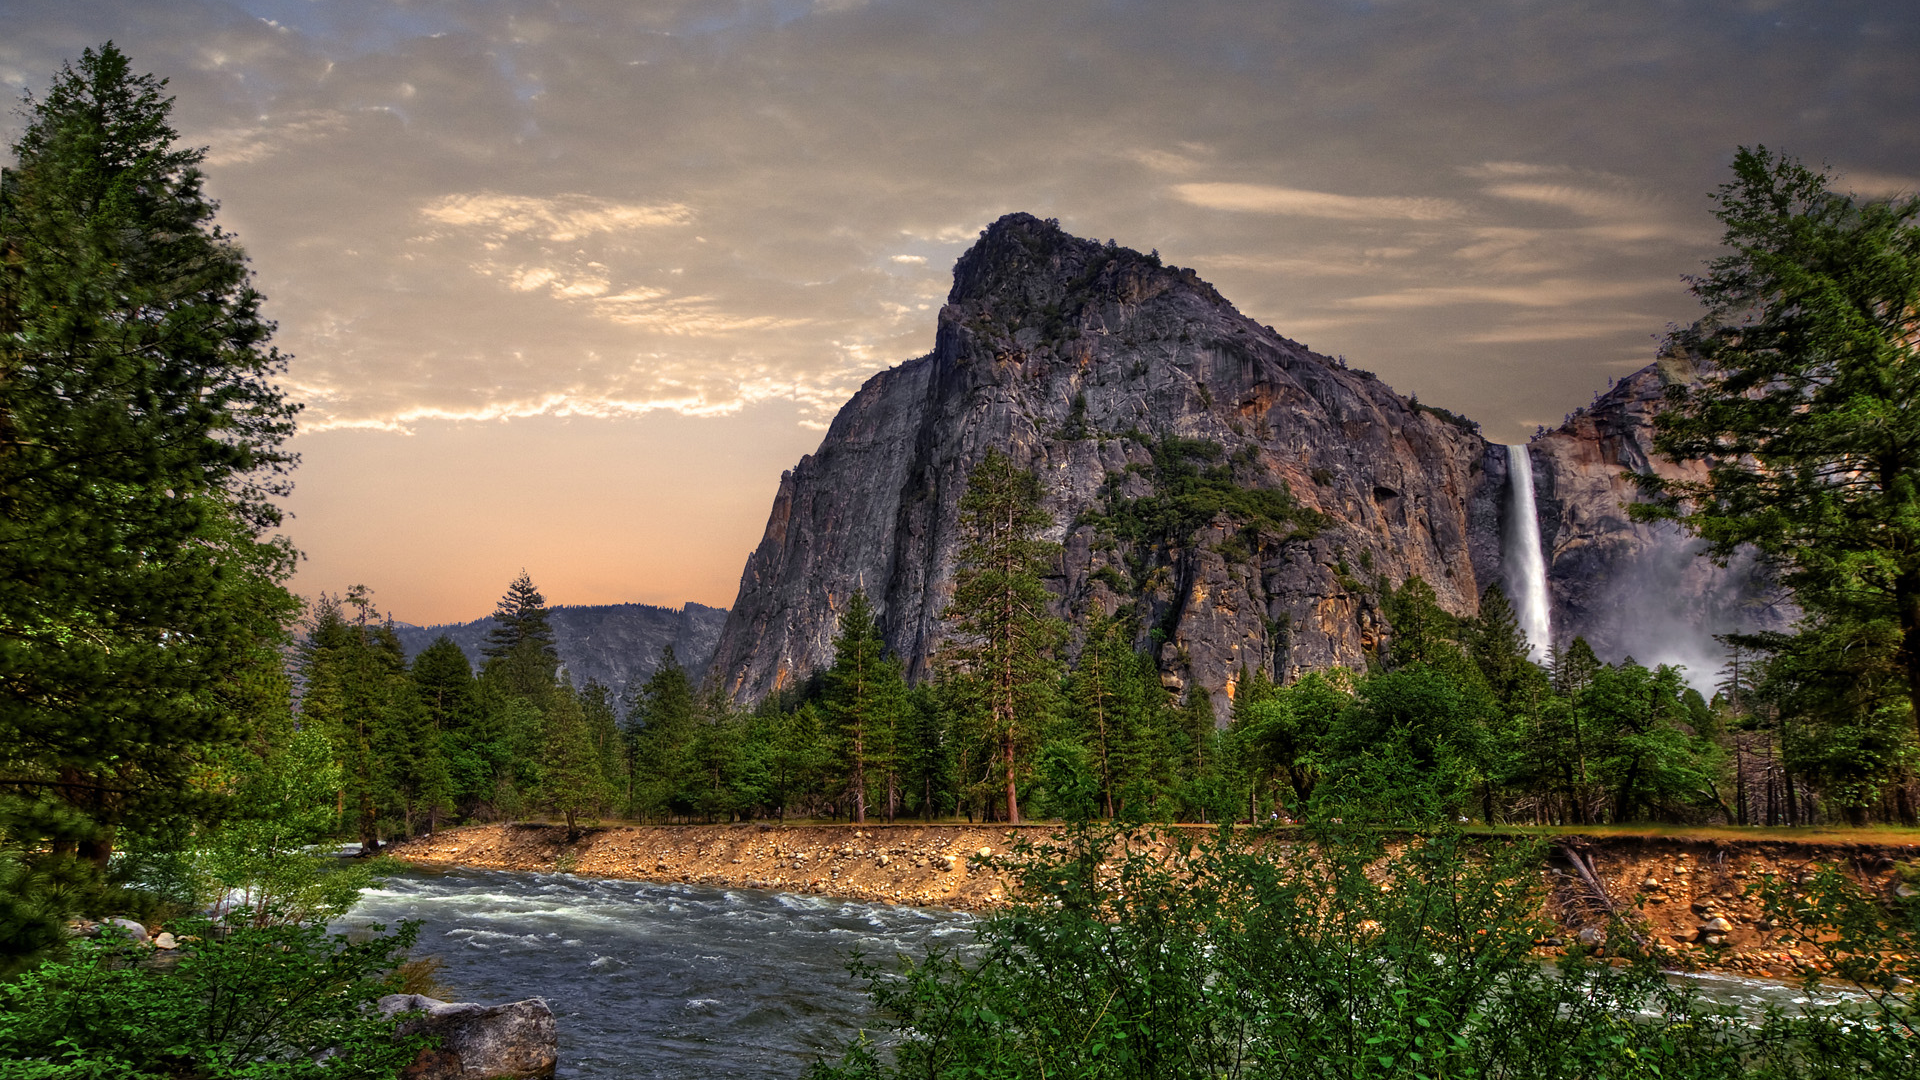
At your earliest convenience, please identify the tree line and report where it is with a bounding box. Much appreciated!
[330,458,1916,843]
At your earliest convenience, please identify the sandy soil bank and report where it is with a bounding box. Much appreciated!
[387,823,1920,981]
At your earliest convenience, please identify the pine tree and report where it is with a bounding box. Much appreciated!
[532,687,608,840]
[1635,147,1920,736]
[410,637,475,832]
[1468,584,1535,699]
[0,43,302,958]
[482,570,559,700]
[1065,616,1150,818]
[943,449,1065,824]
[823,590,905,823]
[577,680,627,811]
[626,648,697,821]
[297,588,416,853]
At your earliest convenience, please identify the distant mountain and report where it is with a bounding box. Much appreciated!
[394,602,728,710]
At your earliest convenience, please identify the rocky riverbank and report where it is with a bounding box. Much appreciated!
[387,823,1919,980]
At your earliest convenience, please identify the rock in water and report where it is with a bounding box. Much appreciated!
[379,994,557,1080]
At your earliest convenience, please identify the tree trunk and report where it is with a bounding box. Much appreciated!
[1003,735,1020,825]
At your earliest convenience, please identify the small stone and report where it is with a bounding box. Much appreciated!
[152,932,178,950]
[1897,884,1917,899]
[102,918,149,944]
[1700,916,1734,933]
[1690,901,1714,915]
[1703,934,1729,948]
[1576,927,1606,948]
[977,847,992,858]
[876,854,889,866]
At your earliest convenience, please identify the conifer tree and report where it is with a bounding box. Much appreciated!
[297,588,416,853]
[626,648,697,821]
[944,449,1065,824]
[1065,616,1152,818]
[577,680,627,810]
[0,43,301,957]
[533,687,607,840]
[482,570,559,701]
[410,637,475,831]
[823,590,905,823]
[1635,147,1920,736]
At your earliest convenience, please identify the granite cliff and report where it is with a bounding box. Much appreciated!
[709,214,1785,714]
[1528,358,1793,674]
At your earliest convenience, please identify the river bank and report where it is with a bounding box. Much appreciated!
[386,822,1920,981]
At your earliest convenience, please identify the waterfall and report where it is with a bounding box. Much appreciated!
[1504,444,1553,659]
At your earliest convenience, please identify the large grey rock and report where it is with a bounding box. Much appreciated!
[379,994,557,1080]
[710,214,1493,719]
[708,214,1786,717]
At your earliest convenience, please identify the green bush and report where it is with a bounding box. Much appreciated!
[810,824,1920,1079]
[0,919,428,1079]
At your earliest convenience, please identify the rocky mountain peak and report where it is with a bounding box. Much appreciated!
[709,214,1502,714]
[705,216,1783,712]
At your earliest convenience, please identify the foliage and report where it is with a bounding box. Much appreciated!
[0,919,428,1079]
[196,717,383,928]
[0,42,302,962]
[944,448,1066,824]
[532,686,612,840]
[482,570,560,704]
[1095,436,1327,549]
[823,590,906,823]
[1635,146,1920,740]
[809,824,1761,1080]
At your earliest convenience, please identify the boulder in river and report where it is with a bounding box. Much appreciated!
[379,994,557,1079]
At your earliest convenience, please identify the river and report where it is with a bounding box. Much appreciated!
[345,866,976,1078]
[344,866,1869,1079]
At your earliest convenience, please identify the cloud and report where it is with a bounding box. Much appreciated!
[1170,182,1465,221]
[420,193,693,241]
[201,111,351,167]
[1841,169,1920,199]
[1460,317,1663,344]
[1340,279,1671,310]
[1482,182,1652,220]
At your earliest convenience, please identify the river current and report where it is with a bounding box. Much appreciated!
[344,867,976,1078]
[344,866,1867,1079]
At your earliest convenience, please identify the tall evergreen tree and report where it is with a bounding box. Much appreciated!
[410,637,475,832]
[943,449,1065,825]
[0,43,302,957]
[1065,616,1153,818]
[297,588,416,853]
[626,647,697,821]
[482,570,559,700]
[823,590,905,823]
[1635,147,1920,736]
[533,687,609,840]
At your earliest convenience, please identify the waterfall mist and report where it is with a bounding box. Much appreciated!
[1504,444,1554,661]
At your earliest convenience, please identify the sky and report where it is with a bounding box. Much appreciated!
[4,1,1917,625]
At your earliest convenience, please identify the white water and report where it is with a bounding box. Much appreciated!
[1505,444,1553,659]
